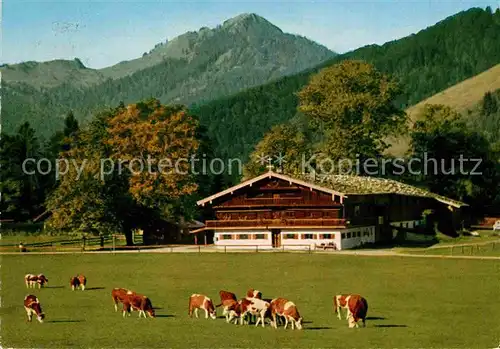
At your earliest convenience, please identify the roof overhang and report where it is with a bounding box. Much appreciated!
[196,171,347,206]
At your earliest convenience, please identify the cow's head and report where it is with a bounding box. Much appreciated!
[209,308,217,319]
[295,316,303,330]
[32,303,45,323]
[147,308,156,318]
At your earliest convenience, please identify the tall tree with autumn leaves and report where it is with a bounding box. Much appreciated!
[45,99,200,245]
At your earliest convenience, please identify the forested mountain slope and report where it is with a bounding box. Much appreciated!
[192,7,500,161]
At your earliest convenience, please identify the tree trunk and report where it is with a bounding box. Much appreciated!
[124,228,134,246]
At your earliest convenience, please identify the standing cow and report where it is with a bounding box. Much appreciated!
[215,290,238,320]
[270,298,303,330]
[346,295,368,328]
[24,294,45,323]
[123,293,156,318]
[232,297,270,327]
[111,288,136,312]
[70,275,87,291]
[25,274,48,288]
[245,289,262,323]
[188,294,217,319]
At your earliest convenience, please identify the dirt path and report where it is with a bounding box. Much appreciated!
[1,246,499,260]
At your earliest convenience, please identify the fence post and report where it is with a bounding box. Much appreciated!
[282,245,285,252]
[451,246,453,255]
[198,245,201,253]
[256,245,258,253]
[112,235,116,254]
[224,246,227,254]
[171,247,173,253]
[461,246,464,254]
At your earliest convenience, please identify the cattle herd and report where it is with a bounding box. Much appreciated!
[22,273,369,330]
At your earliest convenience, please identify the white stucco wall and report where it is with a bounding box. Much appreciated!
[280,229,341,251]
[214,230,273,250]
[213,226,377,251]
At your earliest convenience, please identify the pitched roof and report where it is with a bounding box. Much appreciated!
[312,174,467,208]
[196,171,467,208]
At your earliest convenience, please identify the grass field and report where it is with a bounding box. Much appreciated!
[1,253,500,348]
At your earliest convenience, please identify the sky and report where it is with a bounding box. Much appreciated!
[2,0,500,69]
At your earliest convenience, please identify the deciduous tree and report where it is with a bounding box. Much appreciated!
[297,60,406,172]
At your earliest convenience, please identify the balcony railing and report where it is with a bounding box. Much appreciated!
[215,197,339,207]
[205,218,347,229]
[204,217,378,229]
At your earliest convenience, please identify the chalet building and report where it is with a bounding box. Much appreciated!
[192,171,468,250]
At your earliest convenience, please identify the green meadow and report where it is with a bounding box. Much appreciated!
[1,253,499,348]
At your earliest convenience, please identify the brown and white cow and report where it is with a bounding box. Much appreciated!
[228,297,270,327]
[220,299,240,323]
[215,290,238,320]
[25,274,48,288]
[111,288,136,312]
[270,298,303,330]
[188,294,217,319]
[244,289,262,323]
[346,295,368,328]
[24,294,45,323]
[333,294,350,320]
[123,293,156,318]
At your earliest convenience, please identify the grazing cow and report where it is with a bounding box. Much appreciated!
[77,274,86,290]
[244,289,262,323]
[220,299,240,323]
[229,297,270,327]
[25,274,48,288]
[188,294,216,319]
[24,294,45,323]
[346,295,368,328]
[333,294,350,320]
[70,276,80,290]
[270,298,303,330]
[111,288,136,312]
[123,293,155,318]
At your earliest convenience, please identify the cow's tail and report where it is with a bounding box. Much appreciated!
[215,302,223,308]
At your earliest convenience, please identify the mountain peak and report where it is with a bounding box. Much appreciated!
[222,13,281,32]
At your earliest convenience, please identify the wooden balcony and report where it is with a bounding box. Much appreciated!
[204,217,378,230]
[215,197,340,208]
[205,218,347,229]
